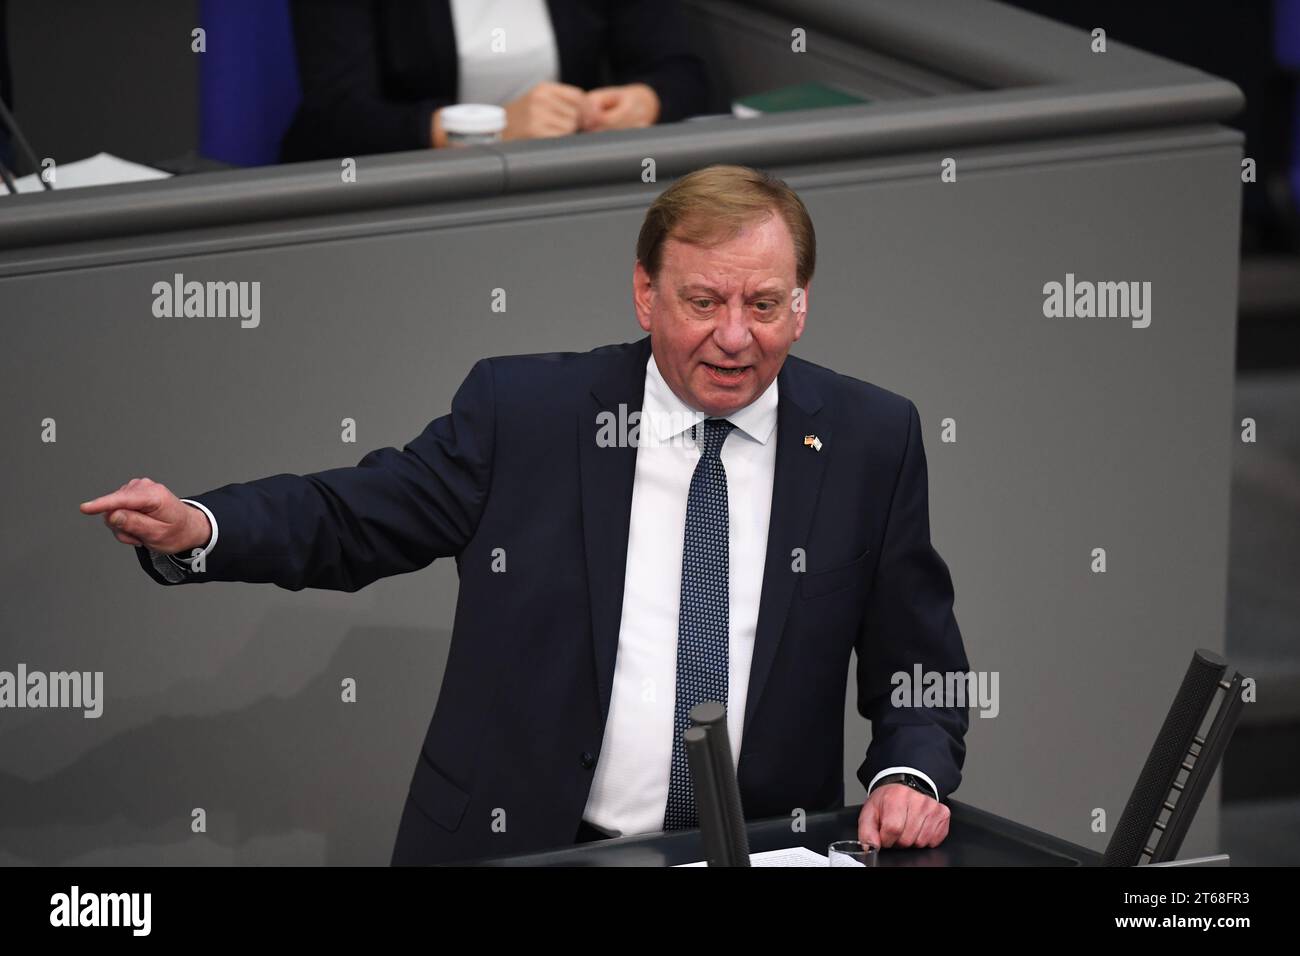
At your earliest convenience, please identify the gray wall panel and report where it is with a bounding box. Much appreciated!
[0,128,1240,863]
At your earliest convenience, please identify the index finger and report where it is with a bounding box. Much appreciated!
[857,801,881,847]
[80,488,158,516]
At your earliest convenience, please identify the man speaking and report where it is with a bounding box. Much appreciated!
[81,164,970,865]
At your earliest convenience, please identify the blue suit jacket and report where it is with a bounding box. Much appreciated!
[137,336,970,864]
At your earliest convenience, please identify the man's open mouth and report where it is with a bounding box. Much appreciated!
[704,362,749,378]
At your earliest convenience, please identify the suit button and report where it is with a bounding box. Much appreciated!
[580,752,596,769]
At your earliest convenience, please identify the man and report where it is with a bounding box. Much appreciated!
[81,165,970,865]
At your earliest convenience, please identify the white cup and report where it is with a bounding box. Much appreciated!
[441,104,507,147]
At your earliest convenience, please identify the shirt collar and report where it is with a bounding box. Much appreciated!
[642,352,779,446]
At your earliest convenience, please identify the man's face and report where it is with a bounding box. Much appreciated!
[633,213,808,418]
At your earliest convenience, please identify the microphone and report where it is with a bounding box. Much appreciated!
[684,700,751,866]
[0,95,51,190]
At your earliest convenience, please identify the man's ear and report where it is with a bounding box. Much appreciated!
[633,260,655,333]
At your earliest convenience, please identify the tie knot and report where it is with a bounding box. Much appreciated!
[695,418,735,459]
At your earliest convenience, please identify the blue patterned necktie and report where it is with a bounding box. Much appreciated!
[664,417,736,830]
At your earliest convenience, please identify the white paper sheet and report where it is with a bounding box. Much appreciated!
[4,151,171,195]
[674,846,830,867]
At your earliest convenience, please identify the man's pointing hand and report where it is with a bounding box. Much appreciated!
[80,478,210,554]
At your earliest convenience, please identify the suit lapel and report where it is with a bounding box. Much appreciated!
[743,359,830,737]
[579,336,652,723]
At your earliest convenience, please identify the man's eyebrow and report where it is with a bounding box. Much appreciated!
[677,283,789,298]
[678,284,721,296]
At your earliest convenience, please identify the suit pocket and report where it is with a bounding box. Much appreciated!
[799,547,872,600]
[408,750,471,833]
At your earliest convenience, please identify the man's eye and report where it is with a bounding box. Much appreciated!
[693,299,713,309]
[754,301,775,312]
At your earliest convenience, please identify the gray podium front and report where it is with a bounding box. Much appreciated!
[0,0,1241,865]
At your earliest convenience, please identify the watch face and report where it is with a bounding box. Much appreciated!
[899,775,926,794]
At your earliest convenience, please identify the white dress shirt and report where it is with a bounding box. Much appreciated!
[150,351,937,835]
[449,0,559,106]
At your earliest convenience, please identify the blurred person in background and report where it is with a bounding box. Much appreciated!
[281,0,710,161]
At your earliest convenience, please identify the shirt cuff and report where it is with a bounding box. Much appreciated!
[866,766,940,801]
[176,499,218,563]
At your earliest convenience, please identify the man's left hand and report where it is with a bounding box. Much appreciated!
[581,83,660,132]
[857,783,951,849]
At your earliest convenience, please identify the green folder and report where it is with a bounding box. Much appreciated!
[731,82,869,117]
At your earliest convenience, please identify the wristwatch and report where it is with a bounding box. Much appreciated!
[872,772,934,798]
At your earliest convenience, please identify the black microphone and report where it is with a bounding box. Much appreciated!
[684,700,751,866]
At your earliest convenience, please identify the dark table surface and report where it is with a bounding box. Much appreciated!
[470,799,1104,866]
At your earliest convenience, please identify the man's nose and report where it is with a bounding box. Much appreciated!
[712,304,752,353]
